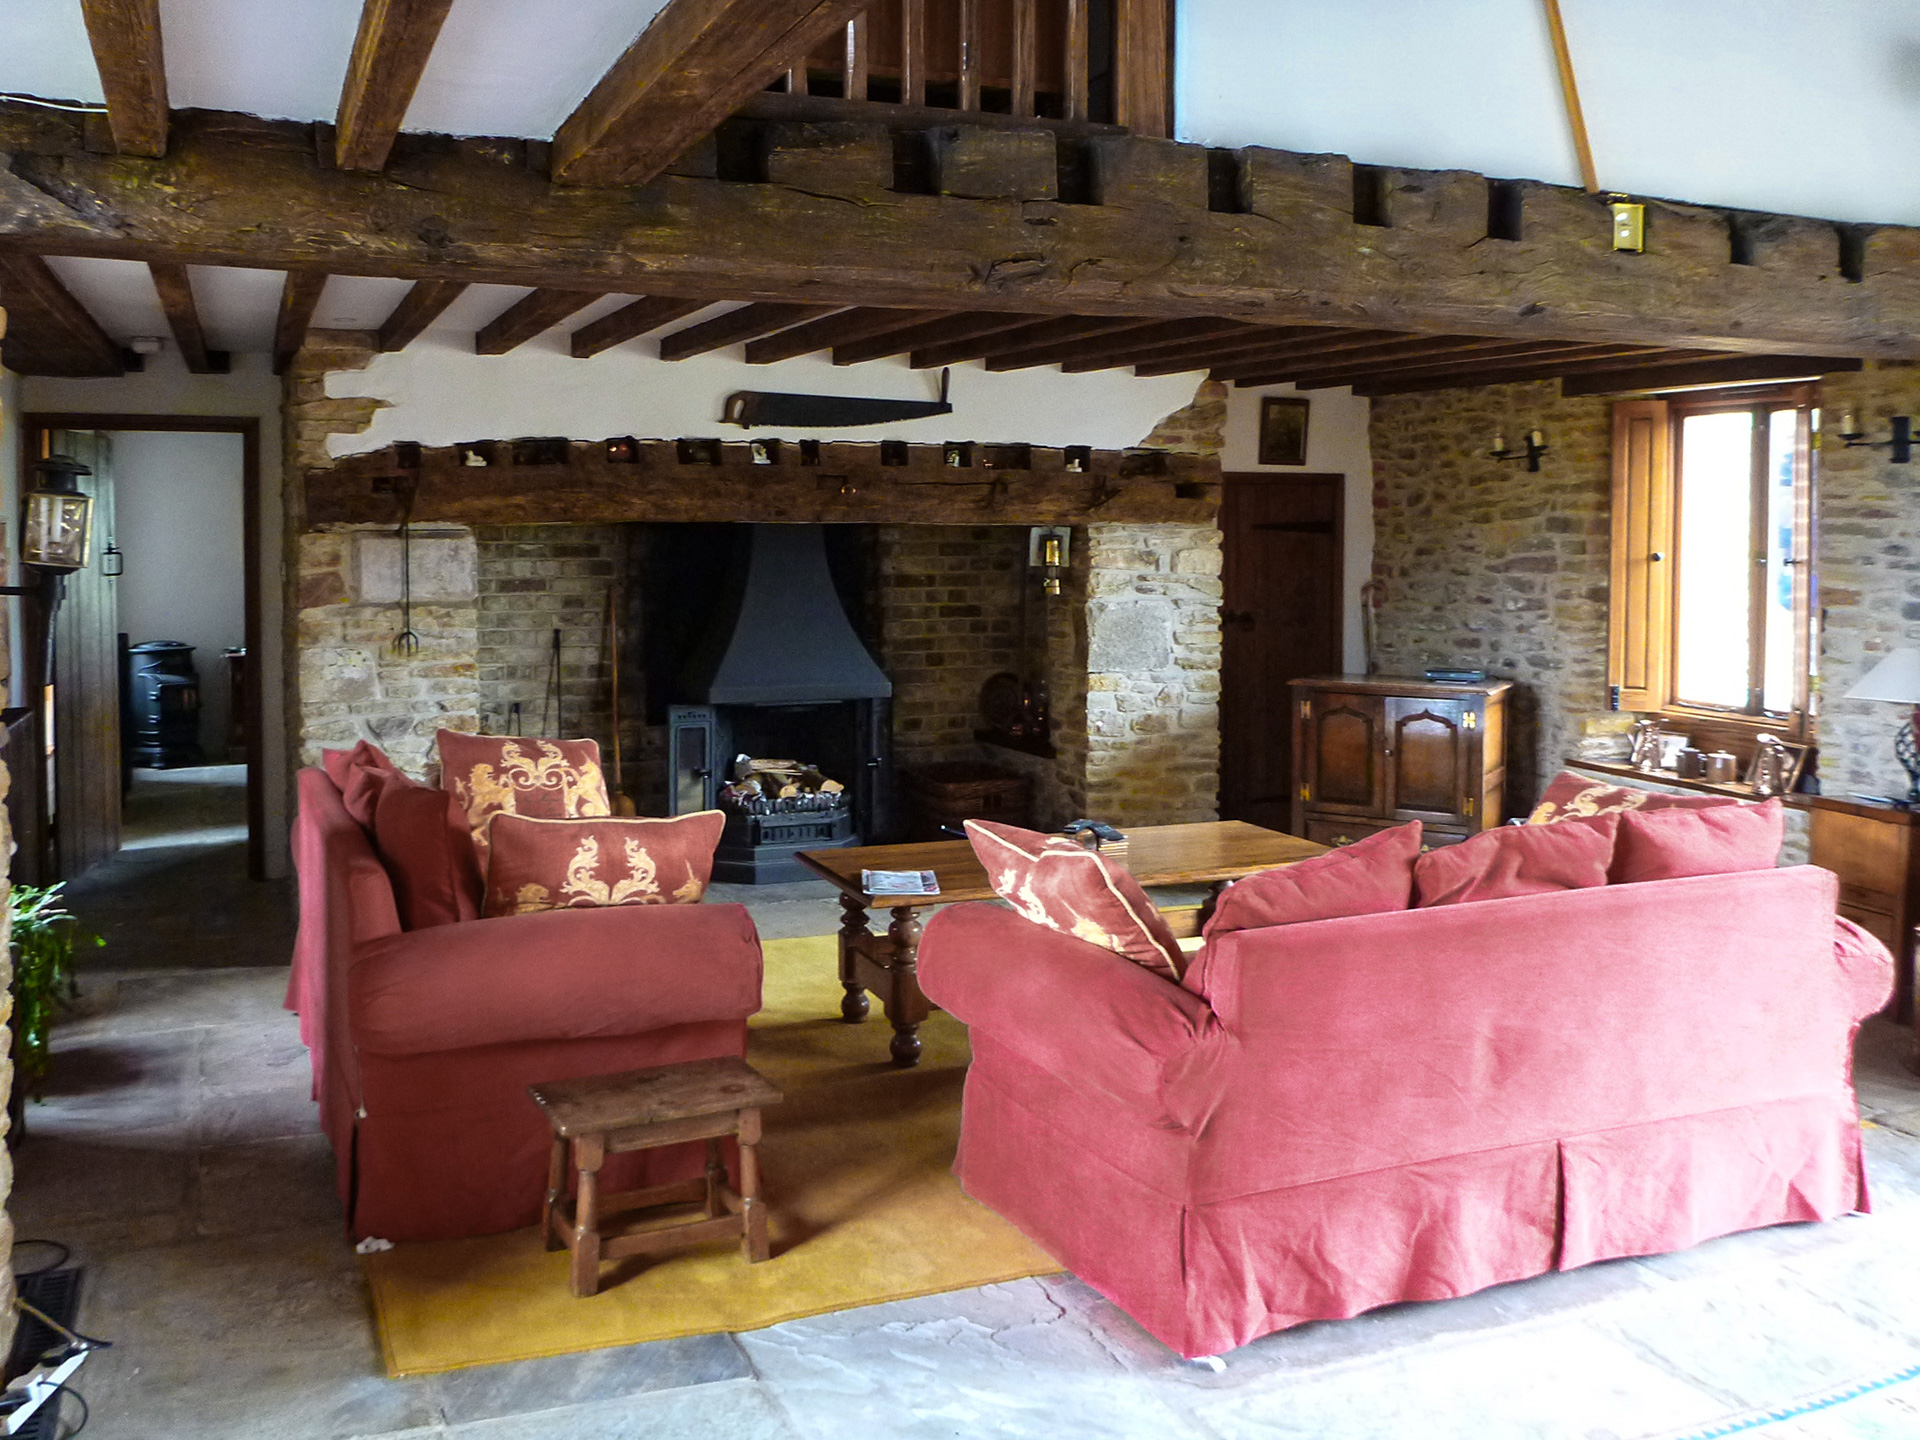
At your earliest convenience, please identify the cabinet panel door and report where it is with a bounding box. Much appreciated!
[1385,698,1472,823]
[1300,692,1385,816]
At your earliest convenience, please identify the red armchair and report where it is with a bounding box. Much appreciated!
[919,864,1892,1358]
[288,767,764,1242]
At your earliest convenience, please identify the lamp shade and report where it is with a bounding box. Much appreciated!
[1845,648,1920,704]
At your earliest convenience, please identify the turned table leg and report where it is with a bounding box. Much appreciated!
[738,1107,769,1263]
[569,1134,605,1298]
[542,1135,567,1251]
[886,904,924,1068]
[838,891,872,1022]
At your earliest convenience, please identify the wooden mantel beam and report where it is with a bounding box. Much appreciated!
[4,105,1920,360]
[335,0,458,172]
[79,0,169,157]
[552,0,869,187]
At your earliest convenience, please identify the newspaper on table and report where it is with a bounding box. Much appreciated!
[861,869,941,897]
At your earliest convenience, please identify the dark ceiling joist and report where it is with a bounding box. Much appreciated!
[1556,353,1866,399]
[335,0,458,172]
[0,252,124,376]
[570,296,709,358]
[657,302,839,360]
[1063,323,1328,375]
[551,0,869,187]
[744,307,948,364]
[1214,333,1542,385]
[1036,319,1267,373]
[273,270,329,374]
[377,278,468,351]
[984,318,1219,372]
[1269,342,1660,392]
[1347,347,1716,398]
[475,288,606,355]
[1136,327,1409,380]
[4,105,1917,360]
[831,312,1037,365]
[148,261,227,374]
[912,316,1142,370]
[78,0,168,157]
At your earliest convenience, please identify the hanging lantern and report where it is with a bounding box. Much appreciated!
[22,453,95,572]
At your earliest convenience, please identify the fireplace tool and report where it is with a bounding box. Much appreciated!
[608,585,636,814]
[391,479,421,656]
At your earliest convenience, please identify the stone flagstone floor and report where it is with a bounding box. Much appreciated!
[10,771,1920,1438]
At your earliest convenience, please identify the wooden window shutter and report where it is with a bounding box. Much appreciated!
[1608,398,1673,710]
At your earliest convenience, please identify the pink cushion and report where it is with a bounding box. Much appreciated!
[1415,815,1618,907]
[1204,822,1420,939]
[1528,769,1732,824]
[1610,799,1784,884]
[321,740,398,795]
[964,819,1186,981]
[483,812,726,918]
[436,730,612,862]
[370,773,484,930]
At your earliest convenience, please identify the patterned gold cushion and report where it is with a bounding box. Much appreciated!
[482,812,725,918]
[436,730,612,861]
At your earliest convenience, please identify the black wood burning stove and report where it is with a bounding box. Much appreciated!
[664,526,895,883]
[128,641,204,768]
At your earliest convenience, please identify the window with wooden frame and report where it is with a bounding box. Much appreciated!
[1607,386,1816,743]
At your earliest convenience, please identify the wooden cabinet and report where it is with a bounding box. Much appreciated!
[1290,677,1510,848]
[1807,795,1920,1026]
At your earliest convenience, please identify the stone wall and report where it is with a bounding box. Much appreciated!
[1369,380,1617,815]
[1809,363,1920,801]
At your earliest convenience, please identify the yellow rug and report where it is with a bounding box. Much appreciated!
[365,934,1060,1376]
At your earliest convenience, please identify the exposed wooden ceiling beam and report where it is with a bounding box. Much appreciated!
[571,296,710,358]
[744,307,948,364]
[1135,328,1409,379]
[1210,333,1533,384]
[335,0,457,172]
[1043,319,1271,373]
[377,278,468,351]
[1557,353,1865,398]
[0,253,125,376]
[912,316,1141,370]
[1064,324,1330,375]
[1346,347,1712,397]
[551,0,869,187]
[148,261,227,373]
[4,105,1917,360]
[831,311,1036,365]
[78,0,168,157]
[475,289,606,355]
[1270,342,1653,391]
[273,270,328,374]
[658,302,839,360]
[984,318,1215,371]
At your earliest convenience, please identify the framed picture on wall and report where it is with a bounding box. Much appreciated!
[1258,396,1311,466]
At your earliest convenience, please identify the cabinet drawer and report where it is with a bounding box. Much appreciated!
[1838,904,1899,952]
[1839,881,1898,915]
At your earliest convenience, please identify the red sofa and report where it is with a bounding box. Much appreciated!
[919,864,1892,1358]
[288,766,765,1242]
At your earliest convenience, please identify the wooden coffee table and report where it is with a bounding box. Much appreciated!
[798,820,1325,1067]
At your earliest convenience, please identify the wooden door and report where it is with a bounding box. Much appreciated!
[1298,690,1384,818]
[1384,697,1470,824]
[1219,473,1344,831]
[50,429,121,878]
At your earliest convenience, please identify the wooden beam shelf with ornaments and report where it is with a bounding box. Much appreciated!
[303,438,1221,529]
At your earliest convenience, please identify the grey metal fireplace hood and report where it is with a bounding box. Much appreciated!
[680,525,893,705]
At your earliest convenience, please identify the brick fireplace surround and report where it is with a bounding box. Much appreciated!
[286,339,1225,834]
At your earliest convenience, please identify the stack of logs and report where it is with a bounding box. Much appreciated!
[719,756,847,815]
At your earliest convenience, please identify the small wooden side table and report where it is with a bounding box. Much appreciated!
[528,1056,783,1298]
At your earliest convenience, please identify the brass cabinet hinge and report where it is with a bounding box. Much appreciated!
[1464,797,1476,817]
[1463,711,1477,730]
[1298,783,1310,800]
[1298,699,1311,720]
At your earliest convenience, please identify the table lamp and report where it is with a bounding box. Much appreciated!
[1844,648,1920,803]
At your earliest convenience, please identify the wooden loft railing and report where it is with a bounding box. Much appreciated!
[771,0,1171,136]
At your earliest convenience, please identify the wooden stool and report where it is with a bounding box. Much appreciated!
[528,1055,783,1298]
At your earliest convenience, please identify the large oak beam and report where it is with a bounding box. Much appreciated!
[6,106,1920,359]
[148,261,227,373]
[335,0,458,172]
[551,0,869,187]
[79,0,168,157]
[0,253,124,375]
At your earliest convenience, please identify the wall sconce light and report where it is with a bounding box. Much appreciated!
[1029,526,1070,596]
[1490,430,1549,472]
[1838,409,1913,464]
[23,453,97,572]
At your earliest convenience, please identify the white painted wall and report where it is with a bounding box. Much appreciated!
[1221,383,1374,674]
[326,336,1208,456]
[20,351,290,876]
[1177,0,1920,226]
[110,431,247,758]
